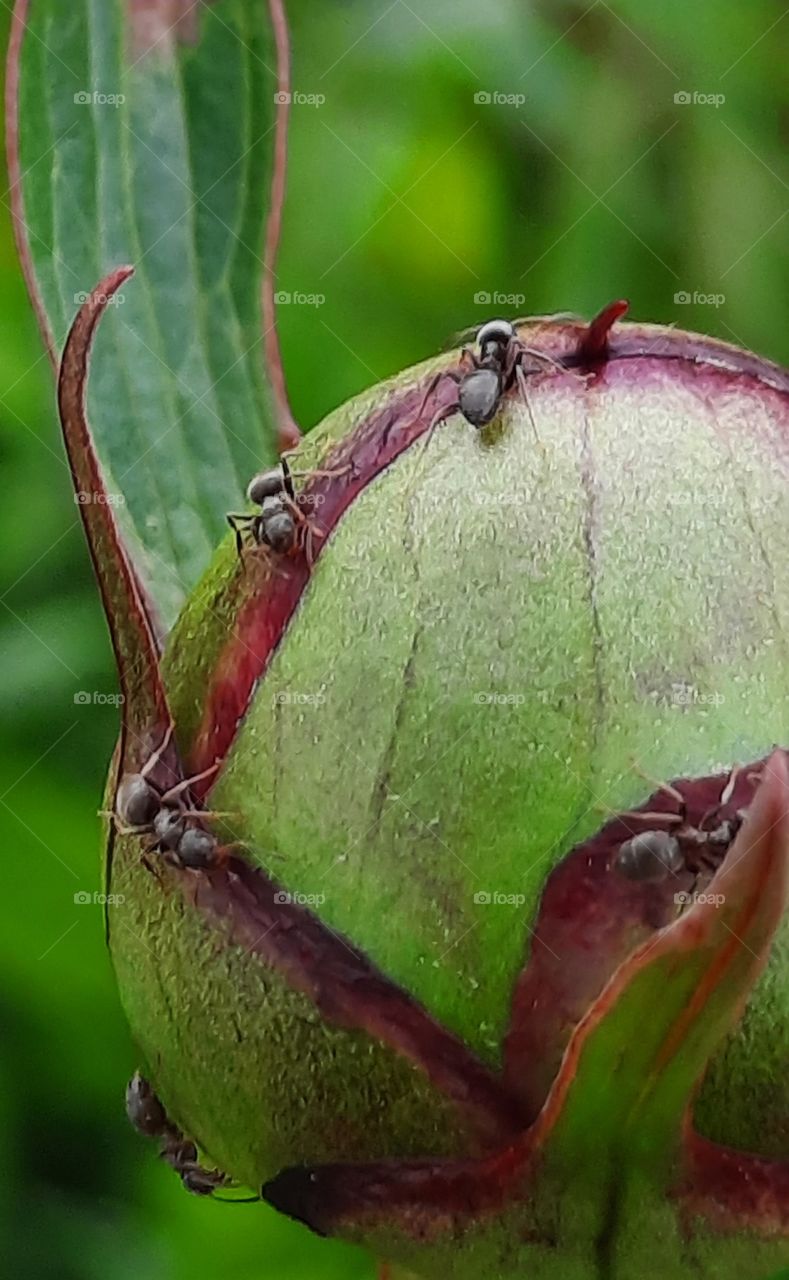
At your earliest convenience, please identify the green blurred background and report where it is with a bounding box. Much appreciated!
[0,1,786,1276]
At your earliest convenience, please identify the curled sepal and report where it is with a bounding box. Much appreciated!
[57,269,170,749]
[263,757,789,1279]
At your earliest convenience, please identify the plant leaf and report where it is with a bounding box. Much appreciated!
[8,0,279,629]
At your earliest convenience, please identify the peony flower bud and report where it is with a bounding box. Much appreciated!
[60,276,788,1279]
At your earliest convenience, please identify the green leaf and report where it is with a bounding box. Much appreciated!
[10,0,278,628]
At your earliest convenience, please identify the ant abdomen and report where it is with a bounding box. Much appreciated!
[117,773,160,828]
[614,830,684,882]
[458,367,503,427]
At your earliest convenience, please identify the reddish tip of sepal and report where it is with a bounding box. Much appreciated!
[277,417,302,453]
[577,299,629,364]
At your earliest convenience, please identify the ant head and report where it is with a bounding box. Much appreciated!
[476,318,514,353]
[117,773,159,828]
[125,1072,168,1138]
[261,506,297,553]
[246,467,285,506]
[614,830,684,882]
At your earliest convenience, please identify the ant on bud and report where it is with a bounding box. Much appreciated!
[125,1073,256,1200]
[108,726,230,871]
[227,454,346,565]
[414,318,570,455]
[612,764,748,897]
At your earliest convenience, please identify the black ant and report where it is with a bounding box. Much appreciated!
[227,455,346,565]
[613,765,747,894]
[125,1073,256,1200]
[109,726,230,871]
[414,318,569,451]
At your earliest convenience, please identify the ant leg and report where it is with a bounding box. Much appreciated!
[161,762,220,808]
[302,517,326,568]
[518,343,586,384]
[288,463,351,481]
[227,514,252,563]
[698,763,744,833]
[630,761,685,808]
[414,368,459,425]
[104,818,153,837]
[616,809,684,826]
[719,764,741,807]
[139,723,175,781]
[282,496,324,567]
[615,760,687,827]
[404,402,456,496]
[514,363,545,452]
[178,809,238,821]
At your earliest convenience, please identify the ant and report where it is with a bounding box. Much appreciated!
[613,765,748,894]
[109,726,230,871]
[227,455,346,565]
[125,1073,256,1200]
[414,318,570,452]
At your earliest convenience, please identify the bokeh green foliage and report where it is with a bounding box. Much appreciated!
[0,1,786,1277]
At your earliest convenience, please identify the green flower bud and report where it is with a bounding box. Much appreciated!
[61,279,788,1279]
